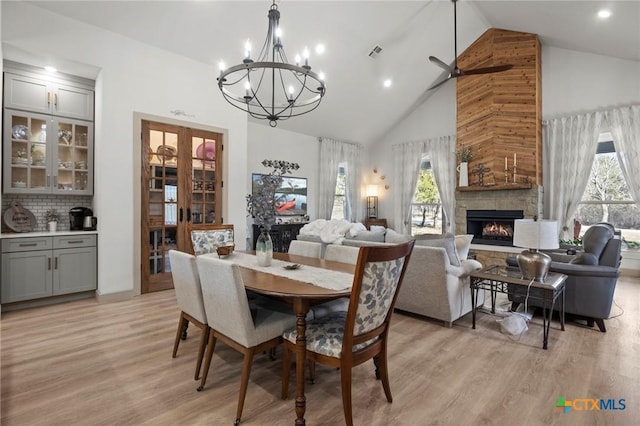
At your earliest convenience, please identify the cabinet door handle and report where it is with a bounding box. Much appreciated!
[66,240,84,244]
[47,175,50,187]
[54,93,58,107]
[54,257,58,270]
[47,92,51,106]
[19,243,38,247]
[179,207,183,222]
[187,208,191,222]
[48,258,52,270]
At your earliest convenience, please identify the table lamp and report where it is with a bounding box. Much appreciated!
[366,184,379,218]
[513,219,559,282]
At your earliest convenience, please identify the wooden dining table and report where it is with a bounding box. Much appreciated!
[236,251,355,425]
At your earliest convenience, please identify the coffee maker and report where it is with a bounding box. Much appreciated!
[69,207,96,231]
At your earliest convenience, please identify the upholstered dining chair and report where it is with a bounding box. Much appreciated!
[288,240,322,258]
[281,240,415,426]
[196,255,297,426]
[190,224,234,256]
[168,250,209,380]
[324,244,360,265]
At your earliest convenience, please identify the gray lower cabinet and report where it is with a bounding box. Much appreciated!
[1,235,97,303]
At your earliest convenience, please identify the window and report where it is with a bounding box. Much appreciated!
[574,137,639,250]
[331,163,347,220]
[410,158,443,236]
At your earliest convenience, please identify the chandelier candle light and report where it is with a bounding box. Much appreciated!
[217,2,326,127]
[513,219,559,282]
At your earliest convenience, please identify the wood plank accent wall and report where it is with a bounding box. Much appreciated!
[456,29,541,189]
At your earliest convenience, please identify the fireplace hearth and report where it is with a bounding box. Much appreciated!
[467,210,524,246]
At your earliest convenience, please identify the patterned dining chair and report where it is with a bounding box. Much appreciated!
[281,240,415,426]
[288,240,322,258]
[196,255,297,426]
[190,224,234,256]
[168,250,209,381]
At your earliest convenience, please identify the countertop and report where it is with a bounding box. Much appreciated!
[1,230,98,239]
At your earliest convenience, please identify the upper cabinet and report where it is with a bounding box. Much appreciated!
[4,73,94,121]
[2,62,95,195]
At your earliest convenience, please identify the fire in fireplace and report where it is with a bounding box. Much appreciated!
[466,210,524,246]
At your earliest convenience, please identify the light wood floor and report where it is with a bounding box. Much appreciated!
[2,276,639,426]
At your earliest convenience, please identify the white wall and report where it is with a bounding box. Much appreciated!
[247,122,319,224]
[2,2,248,296]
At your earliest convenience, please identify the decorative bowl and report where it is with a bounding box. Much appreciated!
[12,125,30,140]
[216,244,235,258]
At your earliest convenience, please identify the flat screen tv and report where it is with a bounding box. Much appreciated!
[251,173,307,216]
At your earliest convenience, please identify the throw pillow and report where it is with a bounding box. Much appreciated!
[415,232,460,266]
[454,234,474,260]
[370,225,387,233]
[353,230,385,242]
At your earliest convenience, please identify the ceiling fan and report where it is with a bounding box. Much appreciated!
[428,0,513,90]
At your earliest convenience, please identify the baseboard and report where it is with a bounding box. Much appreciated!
[96,289,137,304]
[1,291,95,312]
[620,268,640,278]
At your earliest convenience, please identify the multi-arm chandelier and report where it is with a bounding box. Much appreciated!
[217,2,326,127]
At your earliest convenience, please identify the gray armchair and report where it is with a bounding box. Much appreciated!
[507,223,621,332]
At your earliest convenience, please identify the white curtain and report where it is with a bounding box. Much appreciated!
[425,135,457,233]
[608,105,640,207]
[543,111,604,239]
[392,141,426,234]
[318,137,363,221]
[318,138,341,219]
[342,142,363,221]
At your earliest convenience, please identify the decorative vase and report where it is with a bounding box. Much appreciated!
[48,221,57,232]
[457,162,469,187]
[256,229,273,267]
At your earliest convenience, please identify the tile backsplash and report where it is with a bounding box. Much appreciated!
[1,194,92,233]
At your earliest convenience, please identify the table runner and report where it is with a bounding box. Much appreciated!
[207,252,353,291]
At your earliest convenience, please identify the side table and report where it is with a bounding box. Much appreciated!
[469,265,567,349]
[364,218,387,230]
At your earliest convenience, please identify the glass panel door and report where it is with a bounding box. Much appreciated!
[56,120,90,191]
[190,133,219,224]
[6,111,49,192]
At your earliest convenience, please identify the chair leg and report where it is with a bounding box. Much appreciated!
[197,330,217,392]
[377,348,393,403]
[194,326,210,380]
[235,348,256,426]
[172,312,188,358]
[281,343,291,399]
[373,356,380,380]
[340,365,354,426]
[595,319,607,333]
[510,302,520,312]
[308,359,316,384]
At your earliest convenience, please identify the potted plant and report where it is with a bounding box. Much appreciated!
[247,160,300,266]
[45,209,60,232]
[456,144,473,187]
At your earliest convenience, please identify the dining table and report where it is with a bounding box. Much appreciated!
[233,251,355,425]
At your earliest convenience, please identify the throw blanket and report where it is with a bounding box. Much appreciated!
[299,219,366,244]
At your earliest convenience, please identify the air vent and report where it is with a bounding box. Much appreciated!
[368,45,382,58]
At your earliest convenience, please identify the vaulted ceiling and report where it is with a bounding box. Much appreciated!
[4,1,639,145]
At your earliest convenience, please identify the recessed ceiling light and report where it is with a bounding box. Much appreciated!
[383,79,392,88]
[597,9,611,19]
[315,44,325,55]
[44,65,57,72]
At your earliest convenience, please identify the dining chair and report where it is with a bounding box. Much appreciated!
[196,255,297,426]
[281,240,415,426]
[168,250,209,381]
[324,244,360,265]
[288,240,322,258]
[190,224,234,256]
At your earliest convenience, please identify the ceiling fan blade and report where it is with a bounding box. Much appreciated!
[428,75,452,90]
[429,56,452,72]
[460,64,514,76]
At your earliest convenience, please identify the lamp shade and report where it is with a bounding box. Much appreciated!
[513,219,559,250]
[366,184,379,197]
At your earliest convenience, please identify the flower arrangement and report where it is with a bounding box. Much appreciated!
[456,144,473,163]
[45,209,60,223]
[247,160,300,232]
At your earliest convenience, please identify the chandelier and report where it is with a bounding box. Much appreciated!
[217,2,326,127]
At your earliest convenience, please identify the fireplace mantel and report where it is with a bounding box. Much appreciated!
[458,183,532,192]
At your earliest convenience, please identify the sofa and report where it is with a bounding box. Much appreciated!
[298,225,484,327]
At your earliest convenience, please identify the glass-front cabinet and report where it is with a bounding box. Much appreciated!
[141,120,223,293]
[3,109,93,195]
